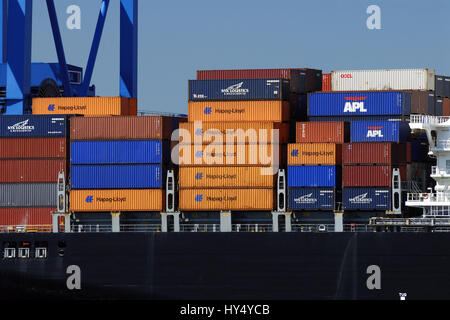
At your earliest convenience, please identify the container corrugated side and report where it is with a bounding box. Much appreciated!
[410,91,436,114]
[288,143,342,165]
[0,184,56,207]
[322,74,331,92]
[287,166,341,187]
[288,187,335,210]
[179,167,275,188]
[343,143,410,165]
[0,138,67,159]
[343,165,407,187]
[0,115,68,138]
[343,187,391,210]
[309,116,404,122]
[70,189,164,212]
[32,97,137,116]
[350,121,410,143]
[331,69,435,91]
[0,208,53,226]
[179,188,274,211]
[0,160,66,183]
[71,165,165,189]
[188,101,289,122]
[296,122,349,143]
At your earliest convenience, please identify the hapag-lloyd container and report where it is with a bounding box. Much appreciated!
[350,121,410,143]
[70,189,164,212]
[71,165,164,189]
[287,166,341,188]
[0,138,67,159]
[189,79,291,101]
[179,166,275,188]
[188,101,289,122]
[288,187,335,210]
[0,208,54,226]
[0,160,67,183]
[343,187,391,210]
[178,122,289,144]
[331,69,435,91]
[0,115,68,137]
[343,165,407,187]
[287,143,342,165]
[343,143,411,165]
[296,122,349,143]
[179,188,274,211]
[308,91,411,116]
[0,184,56,207]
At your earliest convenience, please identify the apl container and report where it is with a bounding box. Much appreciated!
[343,187,391,210]
[288,143,342,165]
[71,165,165,189]
[308,91,411,116]
[296,122,349,143]
[0,208,53,226]
[350,121,410,143]
[287,166,341,188]
[0,115,68,138]
[0,160,66,183]
[189,79,291,101]
[0,137,67,159]
[331,69,435,91]
[0,184,56,207]
[288,187,335,210]
[343,143,411,165]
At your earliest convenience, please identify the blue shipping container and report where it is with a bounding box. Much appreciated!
[308,91,411,117]
[71,165,164,189]
[287,166,341,188]
[189,79,290,101]
[288,188,335,210]
[343,187,391,210]
[0,115,68,137]
[350,121,410,143]
[71,140,169,165]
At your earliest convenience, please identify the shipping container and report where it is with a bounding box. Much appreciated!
[71,165,165,189]
[308,91,411,117]
[436,97,444,116]
[343,143,410,165]
[178,122,289,144]
[0,183,56,207]
[331,69,435,91]
[435,75,450,98]
[0,208,53,226]
[179,188,274,211]
[70,116,181,141]
[410,91,436,114]
[70,140,169,165]
[288,187,335,210]
[0,115,68,138]
[343,187,391,210]
[443,98,450,116]
[189,79,291,101]
[290,94,308,121]
[0,159,66,183]
[287,143,342,165]
[322,74,331,92]
[196,68,322,93]
[188,101,289,122]
[0,137,66,159]
[350,121,410,143]
[70,189,164,212]
[32,97,137,116]
[296,122,349,143]
[343,165,407,187]
[309,116,404,122]
[287,166,341,188]
[179,166,275,188]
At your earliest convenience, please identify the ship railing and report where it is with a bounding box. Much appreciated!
[408,192,450,203]
[430,166,450,175]
[431,140,450,150]
[410,115,450,124]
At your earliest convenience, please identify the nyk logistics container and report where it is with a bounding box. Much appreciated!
[0,184,56,207]
[179,188,274,211]
[296,122,349,143]
[179,166,275,188]
[287,166,341,188]
[350,121,410,143]
[0,115,68,137]
[70,189,164,212]
[188,101,289,122]
[308,91,411,117]
[343,143,411,165]
[0,137,66,159]
[343,165,407,187]
[0,208,53,226]
[331,68,435,91]
[288,187,335,210]
[343,187,391,210]
[32,97,137,116]
[288,143,342,165]
[0,160,66,183]
[189,79,291,101]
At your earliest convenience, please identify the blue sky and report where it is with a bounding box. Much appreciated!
[31,0,450,114]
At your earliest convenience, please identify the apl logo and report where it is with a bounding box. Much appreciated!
[367,126,384,138]
[349,193,372,204]
[195,194,204,202]
[85,196,94,203]
[204,107,212,115]
[221,82,249,95]
[48,104,56,112]
[343,97,368,113]
[7,119,35,133]
[291,149,299,157]
[294,193,317,204]
[195,173,204,180]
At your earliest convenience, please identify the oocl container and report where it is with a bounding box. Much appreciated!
[188,101,289,122]
[343,165,407,187]
[287,166,341,188]
[0,184,56,207]
[0,160,66,183]
[179,188,274,211]
[287,143,342,165]
[343,143,410,165]
[343,187,391,210]
[296,122,349,143]
[288,187,335,210]
[0,115,68,138]
[350,121,410,143]
[0,137,67,159]
[0,208,53,226]
[331,69,435,91]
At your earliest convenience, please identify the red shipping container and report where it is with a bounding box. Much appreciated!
[343,143,411,165]
[0,208,53,226]
[0,159,66,183]
[343,165,407,187]
[443,98,450,116]
[296,122,349,143]
[322,73,331,91]
[0,138,67,159]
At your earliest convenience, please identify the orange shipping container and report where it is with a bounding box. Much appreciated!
[179,188,274,211]
[188,101,289,122]
[179,121,289,144]
[288,143,342,165]
[296,122,349,143]
[32,97,137,116]
[179,166,275,189]
[70,189,164,212]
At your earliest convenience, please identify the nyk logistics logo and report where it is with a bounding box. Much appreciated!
[349,193,372,204]
[221,82,249,96]
[294,193,317,204]
[7,119,35,133]
[344,97,368,113]
[366,126,384,138]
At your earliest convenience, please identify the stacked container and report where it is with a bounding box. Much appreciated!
[69,116,180,212]
[0,115,69,227]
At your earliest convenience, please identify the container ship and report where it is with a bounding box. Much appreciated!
[3,1,450,301]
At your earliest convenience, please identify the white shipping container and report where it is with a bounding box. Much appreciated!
[331,69,435,91]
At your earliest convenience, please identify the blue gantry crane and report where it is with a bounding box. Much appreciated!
[0,0,138,115]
